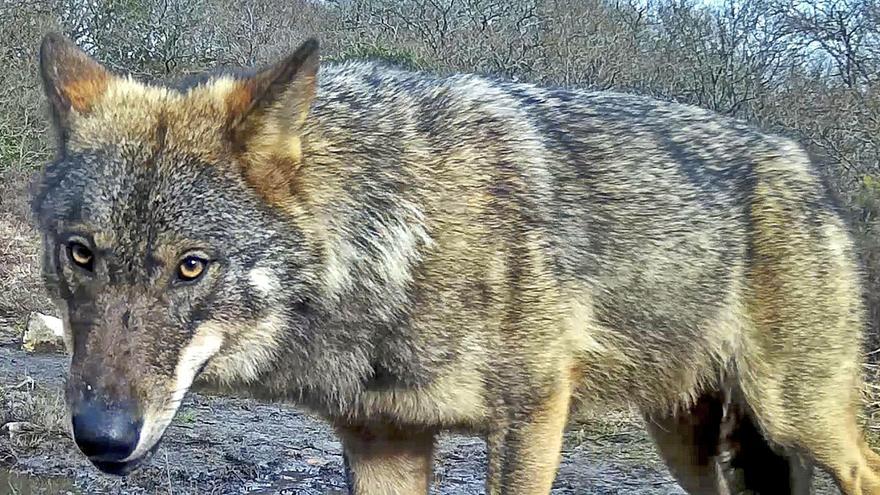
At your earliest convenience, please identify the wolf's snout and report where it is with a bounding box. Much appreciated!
[71,396,142,464]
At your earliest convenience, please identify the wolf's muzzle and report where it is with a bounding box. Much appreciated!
[71,395,143,474]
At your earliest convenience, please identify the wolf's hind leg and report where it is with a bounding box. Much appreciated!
[741,162,880,494]
[645,393,726,494]
[737,321,880,493]
[740,385,880,495]
[646,391,811,494]
[335,423,435,495]
[716,394,813,495]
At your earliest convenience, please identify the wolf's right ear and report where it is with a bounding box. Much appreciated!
[39,33,114,147]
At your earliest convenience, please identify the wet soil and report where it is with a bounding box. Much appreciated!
[0,346,838,494]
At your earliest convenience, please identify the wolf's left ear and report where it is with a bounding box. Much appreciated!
[224,39,319,204]
[39,33,114,146]
[226,38,320,151]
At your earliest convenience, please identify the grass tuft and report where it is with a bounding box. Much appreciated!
[0,376,68,453]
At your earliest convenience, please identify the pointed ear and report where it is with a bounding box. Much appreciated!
[226,38,320,151]
[39,33,114,144]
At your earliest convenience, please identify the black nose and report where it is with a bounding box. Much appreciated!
[71,397,141,462]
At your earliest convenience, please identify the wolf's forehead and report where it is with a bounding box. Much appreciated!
[53,148,230,248]
[66,76,239,157]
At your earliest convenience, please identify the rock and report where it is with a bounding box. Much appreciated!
[1,421,39,444]
[1,421,38,436]
[22,313,66,354]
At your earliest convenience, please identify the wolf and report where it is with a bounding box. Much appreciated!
[31,31,880,494]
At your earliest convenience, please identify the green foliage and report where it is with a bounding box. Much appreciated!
[856,175,880,228]
[0,132,19,172]
[863,175,880,195]
[176,408,197,424]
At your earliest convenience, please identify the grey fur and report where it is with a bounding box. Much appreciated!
[33,34,880,494]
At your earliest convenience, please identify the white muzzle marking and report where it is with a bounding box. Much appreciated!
[122,330,223,462]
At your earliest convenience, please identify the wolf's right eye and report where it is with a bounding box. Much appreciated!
[68,242,94,271]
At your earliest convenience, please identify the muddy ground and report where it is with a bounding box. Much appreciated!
[0,343,843,495]
[0,346,683,495]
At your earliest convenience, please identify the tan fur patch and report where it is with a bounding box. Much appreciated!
[64,74,111,113]
[518,386,572,493]
[336,424,435,495]
[488,375,572,495]
[43,35,113,114]
[224,80,256,124]
[128,325,224,462]
[67,76,238,162]
[197,311,286,386]
[65,70,316,208]
[358,363,488,428]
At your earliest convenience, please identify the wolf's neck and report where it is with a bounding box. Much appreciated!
[294,117,434,324]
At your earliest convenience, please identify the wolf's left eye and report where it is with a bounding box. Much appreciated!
[68,241,94,271]
[177,256,208,282]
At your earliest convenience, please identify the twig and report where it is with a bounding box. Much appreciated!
[165,452,174,495]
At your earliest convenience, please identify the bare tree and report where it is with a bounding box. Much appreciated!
[1,0,878,345]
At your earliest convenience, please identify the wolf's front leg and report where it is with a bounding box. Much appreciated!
[486,382,572,495]
[335,423,436,495]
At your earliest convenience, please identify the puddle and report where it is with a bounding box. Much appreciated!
[0,468,78,495]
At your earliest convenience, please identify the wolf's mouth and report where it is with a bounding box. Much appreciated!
[90,441,161,476]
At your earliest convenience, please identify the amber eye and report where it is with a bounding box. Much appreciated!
[68,242,94,270]
[177,256,208,282]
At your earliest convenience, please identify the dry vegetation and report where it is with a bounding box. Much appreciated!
[1,0,878,344]
[0,169,51,345]
[0,377,68,455]
[0,0,879,447]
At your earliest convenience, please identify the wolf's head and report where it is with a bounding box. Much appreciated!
[32,34,323,475]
